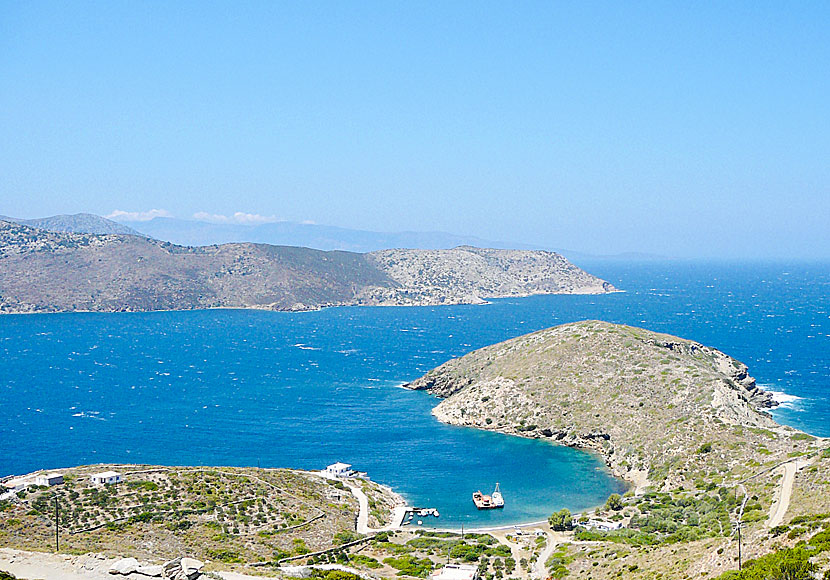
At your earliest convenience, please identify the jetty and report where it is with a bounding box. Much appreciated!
[399,506,441,526]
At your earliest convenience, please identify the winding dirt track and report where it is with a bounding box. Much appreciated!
[344,481,372,534]
[532,532,558,579]
[767,459,810,528]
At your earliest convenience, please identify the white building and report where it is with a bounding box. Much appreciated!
[35,473,64,487]
[325,462,354,478]
[585,519,623,531]
[1,479,28,500]
[90,471,123,485]
[431,564,478,580]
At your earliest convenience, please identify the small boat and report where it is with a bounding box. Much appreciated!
[472,483,505,509]
[491,483,504,507]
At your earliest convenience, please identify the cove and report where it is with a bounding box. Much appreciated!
[3,261,828,525]
[0,307,625,527]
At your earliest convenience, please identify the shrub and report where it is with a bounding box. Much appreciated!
[205,549,243,564]
[790,432,815,441]
[574,528,658,546]
[450,543,485,562]
[128,512,154,524]
[714,547,815,579]
[310,570,363,580]
[292,538,309,555]
[127,481,159,492]
[348,554,382,569]
[606,493,624,511]
[382,555,434,577]
[333,530,363,545]
[548,509,573,531]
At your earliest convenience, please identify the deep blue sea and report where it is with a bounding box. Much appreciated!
[1,261,828,526]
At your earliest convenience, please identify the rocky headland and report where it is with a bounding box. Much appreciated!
[0,221,614,314]
[3,323,830,579]
[406,320,830,578]
[406,320,819,490]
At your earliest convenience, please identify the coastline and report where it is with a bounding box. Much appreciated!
[0,285,619,317]
[404,320,830,501]
[402,380,646,495]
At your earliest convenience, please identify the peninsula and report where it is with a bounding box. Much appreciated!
[407,320,830,578]
[0,220,614,314]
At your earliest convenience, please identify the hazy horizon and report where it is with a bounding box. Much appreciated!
[2,2,828,260]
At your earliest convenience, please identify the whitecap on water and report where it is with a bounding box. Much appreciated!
[767,389,805,410]
[292,343,320,350]
[72,411,106,420]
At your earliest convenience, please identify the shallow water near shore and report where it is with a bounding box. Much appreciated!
[1,260,828,525]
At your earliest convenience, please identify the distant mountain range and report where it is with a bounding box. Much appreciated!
[0,213,145,237]
[0,219,616,314]
[0,212,537,252]
[0,212,669,261]
[115,216,540,253]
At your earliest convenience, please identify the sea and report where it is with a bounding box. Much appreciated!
[1,260,828,527]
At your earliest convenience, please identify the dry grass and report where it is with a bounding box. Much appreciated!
[0,464,397,569]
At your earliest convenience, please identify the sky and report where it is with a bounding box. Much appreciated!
[1,1,828,259]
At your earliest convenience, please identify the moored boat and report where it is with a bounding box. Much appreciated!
[490,482,504,507]
[472,483,504,509]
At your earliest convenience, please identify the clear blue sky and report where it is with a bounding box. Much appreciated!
[1,1,828,258]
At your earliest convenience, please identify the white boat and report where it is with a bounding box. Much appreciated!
[491,483,504,507]
[472,483,505,509]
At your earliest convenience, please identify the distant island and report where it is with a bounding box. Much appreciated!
[0,220,615,314]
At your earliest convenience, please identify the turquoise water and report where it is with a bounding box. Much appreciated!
[1,260,828,526]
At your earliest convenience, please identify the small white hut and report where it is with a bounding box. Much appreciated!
[325,462,354,478]
[585,519,623,531]
[90,471,123,485]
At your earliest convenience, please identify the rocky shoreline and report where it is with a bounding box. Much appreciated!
[405,320,819,493]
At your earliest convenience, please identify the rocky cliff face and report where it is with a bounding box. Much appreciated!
[0,221,615,314]
[407,321,815,491]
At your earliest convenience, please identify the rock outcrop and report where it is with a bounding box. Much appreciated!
[163,557,203,580]
[108,557,202,579]
[109,558,140,575]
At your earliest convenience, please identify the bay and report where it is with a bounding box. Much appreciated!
[1,260,828,526]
